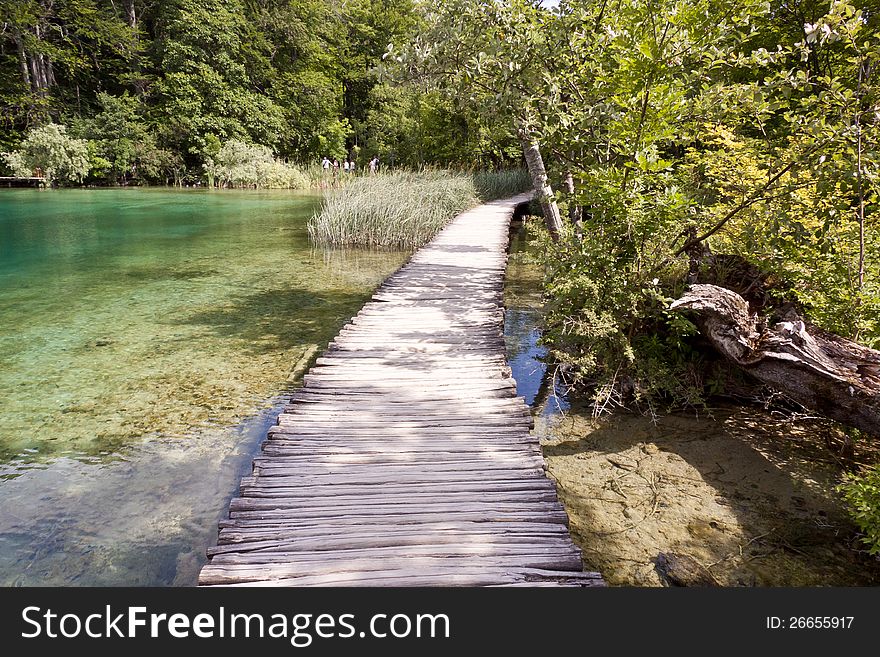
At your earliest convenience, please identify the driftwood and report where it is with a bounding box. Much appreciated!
[670,284,880,437]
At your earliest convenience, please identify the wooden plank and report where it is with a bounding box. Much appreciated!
[236,471,547,488]
[260,441,541,454]
[252,453,543,466]
[224,515,568,533]
[227,510,571,527]
[299,378,518,391]
[287,390,521,402]
[228,496,564,514]
[216,522,571,542]
[208,554,584,574]
[283,396,525,409]
[264,428,538,441]
[273,418,531,430]
[251,460,545,477]
[236,490,560,505]
[213,532,573,552]
[210,541,580,560]
[218,517,569,532]
[236,479,556,498]
[200,567,603,588]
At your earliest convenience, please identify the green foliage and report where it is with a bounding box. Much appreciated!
[153,0,288,159]
[74,92,176,184]
[307,169,528,248]
[839,465,880,554]
[1,0,498,179]
[532,215,702,411]
[403,0,880,548]
[2,123,89,183]
[405,0,880,396]
[204,140,308,189]
[357,83,521,167]
[680,0,880,346]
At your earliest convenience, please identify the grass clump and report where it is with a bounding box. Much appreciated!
[473,168,531,201]
[307,169,530,249]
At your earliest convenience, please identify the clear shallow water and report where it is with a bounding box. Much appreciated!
[0,188,407,585]
[503,220,569,415]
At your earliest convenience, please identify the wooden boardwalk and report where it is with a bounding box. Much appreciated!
[0,176,47,188]
[199,194,604,587]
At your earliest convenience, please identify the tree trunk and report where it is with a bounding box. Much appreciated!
[125,0,138,29]
[123,0,147,96]
[518,124,563,239]
[670,284,880,437]
[563,169,583,238]
[14,33,32,89]
[563,170,582,222]
[28,22,54,92]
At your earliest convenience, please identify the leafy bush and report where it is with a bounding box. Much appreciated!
[530,200,703,414]
[839,466,880,555]
[75,92,178,185]
[2,124,90,184]
[204,140,309,189]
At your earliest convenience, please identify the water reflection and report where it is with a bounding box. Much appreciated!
[503,220,570,415]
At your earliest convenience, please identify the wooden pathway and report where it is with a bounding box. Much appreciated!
[199,194,604,586]
[0,176,46,188]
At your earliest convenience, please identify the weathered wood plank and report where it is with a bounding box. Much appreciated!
[212,533,573,552]
[200,566,604,587]
[260,441,541,454]
[227,509,572,527]
[241,477,556,492]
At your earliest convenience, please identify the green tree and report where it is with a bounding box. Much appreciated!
[151,0,287,162]
[76,91,172,183]
[3,122,89,183]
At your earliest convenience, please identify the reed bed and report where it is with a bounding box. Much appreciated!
[307,169,531,249]
[473,168,531,202]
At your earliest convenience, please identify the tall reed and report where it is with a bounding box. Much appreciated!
[307,169,531,249]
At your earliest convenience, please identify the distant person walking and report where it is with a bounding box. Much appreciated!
[369,156,379,175]
[343,160,350,174]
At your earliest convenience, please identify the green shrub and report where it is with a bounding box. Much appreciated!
[204,140,308,189]
[838,466,880,555]
[2,123,90,184]
[528,168,702,414]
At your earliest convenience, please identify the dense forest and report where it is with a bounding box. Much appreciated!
[2,0,879,554]
[0,0,520,185]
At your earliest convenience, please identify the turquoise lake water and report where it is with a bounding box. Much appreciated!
[0,188,407,585]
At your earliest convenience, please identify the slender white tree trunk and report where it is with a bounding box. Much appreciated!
[518,124,563,239]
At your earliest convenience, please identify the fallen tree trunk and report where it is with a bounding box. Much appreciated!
[670,284,880,437]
